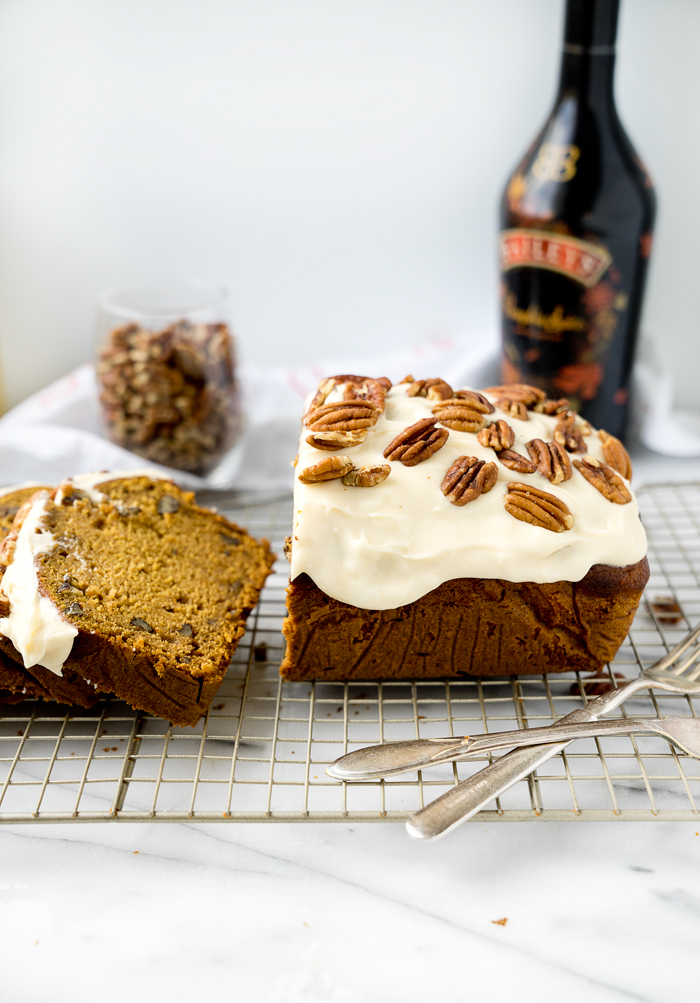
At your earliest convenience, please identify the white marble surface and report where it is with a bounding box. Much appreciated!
[2,443,700,1003]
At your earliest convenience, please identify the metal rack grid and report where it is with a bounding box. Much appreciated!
[1,482,699,824]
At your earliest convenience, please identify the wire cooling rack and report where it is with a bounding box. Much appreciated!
[1,483,699,824]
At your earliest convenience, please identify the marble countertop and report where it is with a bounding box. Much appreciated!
[3,443,700,1002]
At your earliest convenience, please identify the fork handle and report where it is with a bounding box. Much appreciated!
[406,675,648,841]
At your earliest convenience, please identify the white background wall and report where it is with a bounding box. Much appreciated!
[0,0,696,410]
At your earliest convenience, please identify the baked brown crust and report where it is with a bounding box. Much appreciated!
[280,558,650,681]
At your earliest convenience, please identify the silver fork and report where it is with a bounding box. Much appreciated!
[405,622,700,841]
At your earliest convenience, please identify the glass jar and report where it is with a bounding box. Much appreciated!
[95,282,244,487]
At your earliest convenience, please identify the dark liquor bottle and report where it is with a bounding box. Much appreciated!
[498,0,655,439]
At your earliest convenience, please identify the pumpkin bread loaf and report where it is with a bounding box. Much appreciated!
[0,476,274,724]
[281,376,648,681]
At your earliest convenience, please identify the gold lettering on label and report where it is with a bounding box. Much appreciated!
[503,291,587,340]
[532,143,581,182]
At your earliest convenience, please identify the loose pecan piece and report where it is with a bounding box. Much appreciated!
[477,419,514,451]
[306,429,367,450]
[298,455,354,484]
[504,482,574,532]
[441,456,498,507]
[306,400,378,431]
[598,429,633,480]
[405,377,454,401]
[432,399,489,433]
[533,397,571,415]
[573,457,631,504]
[0,590,9,617]
[495,398,528,421]
[342,464,391,487]
[526,438,572,484]
[283,536,293,563]
[483,383,546,406]
[383,417,449,466]
[554,413,588,452]
[497,449,537,474]
[453,389,495,414]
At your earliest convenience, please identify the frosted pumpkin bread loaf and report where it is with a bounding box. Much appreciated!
[281,376,648,681]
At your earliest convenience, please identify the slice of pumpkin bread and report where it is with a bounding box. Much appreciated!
[0,476,275,725]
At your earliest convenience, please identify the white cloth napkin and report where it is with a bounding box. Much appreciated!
[0,330,695,491]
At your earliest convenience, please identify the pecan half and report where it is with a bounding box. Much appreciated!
[497,449,537,474]
[495,398,528,421]
[342,464,391,487]
[526,438,572,484]
[554,413,588,453]
[431,399,489,432]
[307,377,336,412]
[598,429,632,480]
[338,375,388,414]
[573,457,631,504]
[383,417,449,466]
[306,400,378,431]
[306,429,367,450]
[405,377,454,401]
[483,383,546,406]
[298,455,355,484]
[453,389,495,414]
[533,397,571,415]
[477,419,514,451]
[441,456,498,507]
[504,482,573,532]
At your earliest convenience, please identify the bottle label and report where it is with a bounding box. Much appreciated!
[500,229,611,287]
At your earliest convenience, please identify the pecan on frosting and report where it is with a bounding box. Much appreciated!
[598,429,632,480]
[306,429,367,451]
[554,413,589,453]
[495,398,529,421]
[441,456,498,507]
[497,449,537,474]
[383,417,449,466]
[504,482,574,533]
[477,419,514,451]
[305,400,378,432]
[342,464,391,487]
[405,377,453,401]
[526,438,572,484]
[298,455,354,484]
[573,457,632,504]
[533,397,571,415]
[431,399,489,433]
[483,383,546,406]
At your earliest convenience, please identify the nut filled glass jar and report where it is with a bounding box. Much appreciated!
[96,282,244,487]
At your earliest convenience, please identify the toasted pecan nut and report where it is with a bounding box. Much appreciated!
[483,383,546,406]
[573,457,631,504]
[307,377,337,412]
[342,464,391,487]
[477,419,515,451]
[298,455,355,484]
[453,389,495,414]
[306,429,368,450]
[497,449,538,474]
[554,413,588,453]
[338,376,388,414]
[405,378,454,401]
[598,429,632,480]
[504,482,573,532]
[526,438,572,484]
[283,536,293,563]
[399,374,414,384]
[441,456,498,507]
[495,398,529,421]
[306,400,378,431]
[432,400,489,432]
[533,397,571,415]
[383,417,449,466]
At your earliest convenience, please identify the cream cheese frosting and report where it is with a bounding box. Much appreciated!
[290,383,647,610]
[0,491,78,675]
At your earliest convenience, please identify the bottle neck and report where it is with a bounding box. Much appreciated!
[556,0,619,117]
